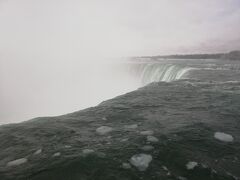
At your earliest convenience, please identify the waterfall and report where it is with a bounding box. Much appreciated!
[129,63,194,85]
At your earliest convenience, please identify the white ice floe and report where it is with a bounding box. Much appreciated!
[178,176,188,180]
[7,158,27,167]
[102,117,107,121]
[124,124,138,129]
[82,149,94,155]
[140,130,154,136]
[96,126,113,135]
[214,132,234,142]
[34,149,42,155]
[186,161,198,170]
[64,145,72,148]
[96,152,106,158]
[147,136,159,143]
[141,145,154,151]
[122,162,131,169]
[162,165,168,171]
[130,154,152,171]
[52,152,61,157]
[120,138,128,142]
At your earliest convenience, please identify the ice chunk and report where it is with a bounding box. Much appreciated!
[140,130,154,136]
[120,138,128,142]
[34,149,42,155]
[147,136,159,143]
[82,149,94,155]
[214,132,234,142]
[122,162,131,169]
[96,126,113,135]
[64,145,71,148]
[52,152,61,157]
[162,165,168,171]
[7,158,27,167]
[141,145,154,151]
[178,176,188,180]
[130,154,152,171]
[186,161,198,170]
[124,124,138,129]
[102,117,107,121]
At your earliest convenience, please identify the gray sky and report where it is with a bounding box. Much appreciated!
[0,0,240,123]
[0,0,240,58]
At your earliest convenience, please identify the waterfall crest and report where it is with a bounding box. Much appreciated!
[129,63,193,85]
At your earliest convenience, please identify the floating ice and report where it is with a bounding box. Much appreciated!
[82,149,94,155]
[130,154,152,171]
[64,145,72,148]
[162,165,168,171]
[147,136,159,143]
[96,126,113,135]
[140,130,154,136]
[186,161,198,170]
[52,152,61,157]
[120,138,128,142]
[122,162,131,169]
[102,117,107,121]
[178,176,188,180]
[141,145,154,151]
[214,132,234,142]
[34,149,42,155]
[124,124,138,129]
[96,152,106,158]
[7,158,27,167]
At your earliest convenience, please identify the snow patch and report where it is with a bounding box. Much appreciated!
[130,154,152,171]
[96,126,113,135]
[214,132,234,142]
[186,161,198,170]
[7,158,27,167]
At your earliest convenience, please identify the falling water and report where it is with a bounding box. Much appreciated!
[128,63,194,85]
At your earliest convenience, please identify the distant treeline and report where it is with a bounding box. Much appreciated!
[140,51,240,60]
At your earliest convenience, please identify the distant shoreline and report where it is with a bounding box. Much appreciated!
[136,50,240,60]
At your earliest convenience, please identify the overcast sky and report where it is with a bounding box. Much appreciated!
[0,0,240,59]
[0,0,240,123]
